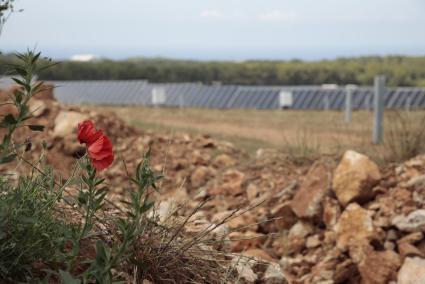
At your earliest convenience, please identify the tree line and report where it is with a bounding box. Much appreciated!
[1,54,425,87]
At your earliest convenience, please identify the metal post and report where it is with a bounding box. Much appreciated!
[323,93,330,111]
[345,85,355,123]
[373,75,385,144]
[179,93,183,109]
[405,95,411,112]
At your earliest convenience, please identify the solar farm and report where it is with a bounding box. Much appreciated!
[48,80,425,110]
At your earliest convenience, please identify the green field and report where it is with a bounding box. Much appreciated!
[95,106,425,163]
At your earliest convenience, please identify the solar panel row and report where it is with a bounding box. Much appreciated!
[2,78,424,110]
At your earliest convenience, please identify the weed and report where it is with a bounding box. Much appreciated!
[383,111,425,162]
[281,128,321,165]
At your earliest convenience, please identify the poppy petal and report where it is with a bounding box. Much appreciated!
[90,153,114,171]
[77,120,114,171]
[78,120,103,145]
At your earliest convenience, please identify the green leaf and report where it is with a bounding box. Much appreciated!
[3,114,16,125]
[77,192,88,205]
[95,240,110,266]
[0,154,16,164]
[95,178,105,186]
[32,52,41,64]
[14,67,27,78]
[11,77,25,86]
[20,104,29,117]
[28,124,45,132]
[139,201,154,214]
[15,91,23,104]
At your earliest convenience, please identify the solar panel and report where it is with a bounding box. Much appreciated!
[46,80,425,110]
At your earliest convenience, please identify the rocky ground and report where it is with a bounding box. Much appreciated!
[1,85,425,283]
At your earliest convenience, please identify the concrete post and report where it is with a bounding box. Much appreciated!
[373,75,385,144]
[345,85,356,123]
[179,93,183,109]
[405,95,411,112]
[323,93,330,111]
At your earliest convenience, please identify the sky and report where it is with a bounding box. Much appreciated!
[1,0,424,61]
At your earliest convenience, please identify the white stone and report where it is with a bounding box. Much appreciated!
[232,257,257,283]
[263,263,288,284]
[398,257,425,284]
[53,111,89,138]
[392,210,425,233]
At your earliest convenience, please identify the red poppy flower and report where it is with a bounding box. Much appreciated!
[77,120,114,171]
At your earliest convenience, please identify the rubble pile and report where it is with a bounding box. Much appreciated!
[2,85,425,283]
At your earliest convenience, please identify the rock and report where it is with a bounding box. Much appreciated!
[228,231,263,252]
[358,249,401,284]
[305,248,348,283]
[322,197,341,229]
[222,169,245,195]
[29,99,47,117]
[230,214,257,231]
[289,221,314,240]
[398,232,424,244]
[184,218,210,236]
[33,83,55,100]
[242,248,275,262]
[53,111,89,138]
[333,259,359,283]
[332,150,381,206]
[157,200,178,222]
[263,263,288,284]
[196,135,216,148]
[190,150,211,165]
[306,234,321,249]
[398,242,425,259]
[279,255,304,270]
[270,202,298,231]
[384,241,396,251]
[392,210,425,232]
[190,166,216,188]
[323,230,337,245]
[290,162,331,219]
[398,257,425,284]
[413,188,425,205]
[210,169,245,195]
[232,257,257,283]
[212,154,236,168]
[287,221,314,254]
[416,240,425,255]
[335,203,376,250]
[405,174,425,189]
[62,140,86,156]
[246,183,260,200]
[386,229,399,241]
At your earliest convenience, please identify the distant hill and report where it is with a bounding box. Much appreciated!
[1,54,424,87]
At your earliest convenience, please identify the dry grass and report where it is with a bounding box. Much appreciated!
[95,106,425,163]
[384,111,425,162]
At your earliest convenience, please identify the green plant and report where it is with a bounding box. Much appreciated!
[0,51,237,283]
[0,166,67,281]
[0,51,51,164]
[0,51,68,281]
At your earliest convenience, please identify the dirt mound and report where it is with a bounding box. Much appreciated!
[1,84,425,283]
